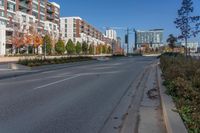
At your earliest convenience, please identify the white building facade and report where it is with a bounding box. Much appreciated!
[105,29,117,41]
[60,17,105,46]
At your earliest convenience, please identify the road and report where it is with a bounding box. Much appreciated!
[0,56,157,133]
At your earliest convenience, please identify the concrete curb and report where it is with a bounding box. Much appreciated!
[156,65,188,133]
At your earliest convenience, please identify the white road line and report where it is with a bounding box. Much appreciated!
[33,75,80,90]
[33,71,122,90]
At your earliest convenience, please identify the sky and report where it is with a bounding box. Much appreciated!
[51,0,200,48]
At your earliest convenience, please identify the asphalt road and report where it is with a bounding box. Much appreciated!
[0,56,157,133]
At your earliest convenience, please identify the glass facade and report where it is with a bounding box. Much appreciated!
[136,29,163,48]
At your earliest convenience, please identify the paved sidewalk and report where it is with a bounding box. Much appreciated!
[138,63,166,133]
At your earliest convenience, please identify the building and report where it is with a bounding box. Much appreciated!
[0,0,60,55]
[60,17,105,45]
[181,42,199,53]
[105,29,117,41]
[135,29,164,49]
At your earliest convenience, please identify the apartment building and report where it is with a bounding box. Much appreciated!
[105,29,117,41]
[60,17,105,46]
[0,0,60,55]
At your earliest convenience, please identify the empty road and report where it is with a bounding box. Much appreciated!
[0,57,157,133]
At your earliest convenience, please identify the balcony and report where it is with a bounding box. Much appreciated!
[19,2,31,11]
[47,7,54,14]
[47,15,54,20]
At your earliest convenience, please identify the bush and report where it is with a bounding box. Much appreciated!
[160,55,200,132]
[18,57,93,67]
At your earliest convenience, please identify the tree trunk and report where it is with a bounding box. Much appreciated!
[185,37,188,57]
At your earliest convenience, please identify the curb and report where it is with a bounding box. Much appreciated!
[156,65,188,133]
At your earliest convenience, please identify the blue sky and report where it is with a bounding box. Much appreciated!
[51,0,200,47]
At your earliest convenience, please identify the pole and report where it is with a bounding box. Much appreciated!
[44,41,46,60]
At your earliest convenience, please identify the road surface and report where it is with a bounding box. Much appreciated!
[0,56,158,133]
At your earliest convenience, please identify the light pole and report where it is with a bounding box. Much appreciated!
[44,41,46,60]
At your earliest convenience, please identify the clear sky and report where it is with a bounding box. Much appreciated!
[51,0,200,48]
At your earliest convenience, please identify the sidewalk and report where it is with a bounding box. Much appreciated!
[138,63,166,133]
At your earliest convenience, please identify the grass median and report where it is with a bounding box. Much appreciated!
[160,53,200,133]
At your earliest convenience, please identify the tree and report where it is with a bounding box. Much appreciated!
[76,41,82,55]
[102,44,107,54]
[107,46,112,54]
[174,0,200,56]
[167,34,177,50]
[89,44,94,55]
[55,40,65,55]
[82,41,88,54]
[43,35,52,55]
[66,39,76,55]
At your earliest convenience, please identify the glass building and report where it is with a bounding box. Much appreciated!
[135,29,164,49]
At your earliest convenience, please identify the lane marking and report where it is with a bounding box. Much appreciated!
[33,71,122,90]
[33,75,80,90]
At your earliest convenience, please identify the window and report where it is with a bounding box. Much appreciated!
[0,10,4,17]
[32,12,38,19]
[22,15,26,22]
[7,2,15,12]
[29,17,33,23]
[0,0,4,7]
[33,3,38,10]
[40,15,45,21]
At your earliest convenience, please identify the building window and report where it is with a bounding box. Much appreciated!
[0,0,4,7]
[22,15,26,23]
[7,2,15,12]
[0,10,5,17]
[32,11,38,19]
[33,3,38,10]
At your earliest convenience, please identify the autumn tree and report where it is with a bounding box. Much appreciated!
[174,0,200,56]
[66,39,76,55]
[55,39,65,55]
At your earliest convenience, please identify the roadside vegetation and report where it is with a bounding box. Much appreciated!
[160,53,200,133]
[18,57,93,67]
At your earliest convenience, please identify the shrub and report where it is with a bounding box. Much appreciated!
[66,39,76,55]
[160,54,200,132]
[55,40,65,55]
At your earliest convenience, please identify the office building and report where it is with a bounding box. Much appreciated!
[135,29,164,49]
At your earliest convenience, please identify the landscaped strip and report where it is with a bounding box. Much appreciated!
[160,53,200,133]
[18,57,94,67]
